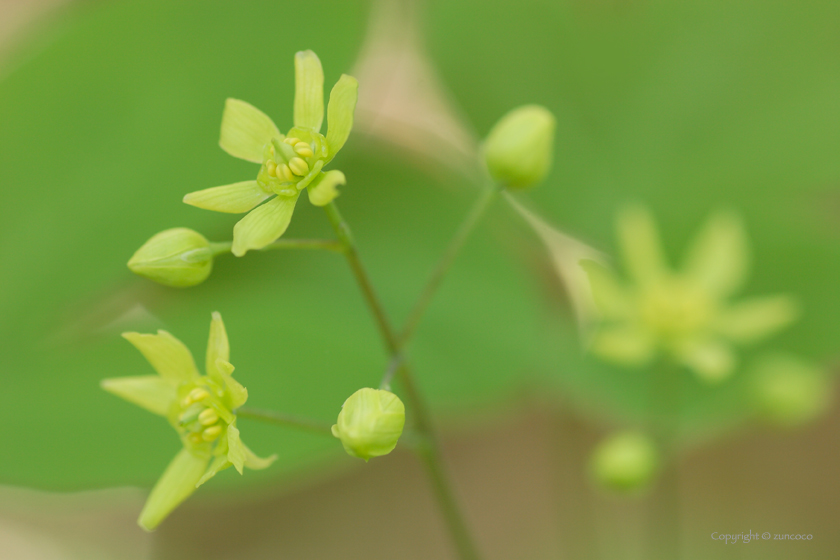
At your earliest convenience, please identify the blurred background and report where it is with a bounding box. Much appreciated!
[1,0,838,558]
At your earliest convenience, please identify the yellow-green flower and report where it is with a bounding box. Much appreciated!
[184,50,358,256]
[581,206,799,382]
[102,312,275,530]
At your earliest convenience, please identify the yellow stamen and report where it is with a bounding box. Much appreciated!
[199,408,219,426]
[266,161,277,177]
[183,388,209,406]
[289,157,309,176]
[294,143,314,157]
[202,425,223,441]
[278,164,293,182]
[283,137,300,145]
[188,433,203,444]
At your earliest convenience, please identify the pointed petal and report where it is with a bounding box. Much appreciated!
[243,442,277,470]
[617,206,667,286]
[196,455,232,488]
[226,423,247,474]
[101,375,176,416]
[219,98,281,163]
[591,325,655,366]
[205,311,230,382]
[231,193,301,256]
[683,211,749,297]
[677,339,736,382]
[579,259,632,320]
[307,170,346,207]
[122,331,200,382]
[138,448,209,531]
[293,50,324,131]
[183,181,272,214]
[326,74,358,158]
[715,295,799,344]
[216,359,248,409]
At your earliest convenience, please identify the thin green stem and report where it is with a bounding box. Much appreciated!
[323,201,482,560]
[399,184,500,347]
[237,406,334,436]
[650,361,682,560]
[209,238,344,256]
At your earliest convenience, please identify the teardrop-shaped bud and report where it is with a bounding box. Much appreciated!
[128,228,213,287]
[482,104,555,189]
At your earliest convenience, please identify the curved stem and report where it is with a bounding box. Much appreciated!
[399,184,500,346]
[210,238,344,256]
[323,201,483,560]
[237,406,334,436]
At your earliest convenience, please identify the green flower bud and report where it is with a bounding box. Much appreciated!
[482,104,556,189]
[128,228,213,288]
[332,388,405,461]
[750,354,831,428]
[590,432,659,494]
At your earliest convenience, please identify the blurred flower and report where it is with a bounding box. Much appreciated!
[482,105,555,189]
[750,354,832,427]
[184,50,358,256]
[127,228,213,287]
[590,431,659,493]
[101,312,275,530]
[581,206,799,382]
[332,388,405,461]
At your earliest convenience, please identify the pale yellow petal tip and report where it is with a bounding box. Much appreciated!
[137,517,157,533]
[215,358,235,376]
[211,311,222,322]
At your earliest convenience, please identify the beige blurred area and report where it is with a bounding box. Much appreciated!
[2,2,839,559]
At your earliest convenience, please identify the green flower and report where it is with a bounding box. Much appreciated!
[581,206,799,382]
[102,312,275,530]
[184,50,358,256]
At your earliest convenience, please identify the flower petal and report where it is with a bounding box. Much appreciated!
[683,211,748,297]
[122,331,200,382]
[183,181,272,214]
[243,442,277,470]
[617,205,667,286]
[676,339,736,382]
[205,311,229,382]
[231,193,301,256]
[216,359,248,409]
[325,74,358,159]
[138,448,209,531]
[195,455,232,488]
[307,170,346,207]
[226,422,247,474]
[591,325,655,366]
[715,295,799,344]
[219,98,281,163]
[579,259,633,320]
[101,375,177,416]
[293,50,324,132]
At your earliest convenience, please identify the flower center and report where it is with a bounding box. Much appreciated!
[639,279,714,340]
[257,130,328,197]
[177,386,227,446]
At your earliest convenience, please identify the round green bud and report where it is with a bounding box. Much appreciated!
[590,431,659,494]
[128,228,213,287]
[750,354,831,428]
[482,104,556,189]
[331,388,406,462]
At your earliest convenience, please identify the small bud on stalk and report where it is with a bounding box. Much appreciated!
[590,431,659,493]
[332,388,405,461]
[128,228,213,287]
[482,104,556,189]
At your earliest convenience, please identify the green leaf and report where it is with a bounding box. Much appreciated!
[219,98,281,163]
[715,295,799,344]
[122,331,200,383]
[683,211,749,297]
[231,193,301,256]
[205,311,230,382]
[617,205,667,286]
[307,170,346,207]
[293,50,324,132]
[326,74,358,158]
[138,448,209,531]
[183,181,272,214]
[100,375,177,416]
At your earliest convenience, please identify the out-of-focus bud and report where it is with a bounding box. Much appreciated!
[482,104,555,189]
[331,388,405,461]
[128,228,213,287]
[590,431,659,493]
[750,354,831,428]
